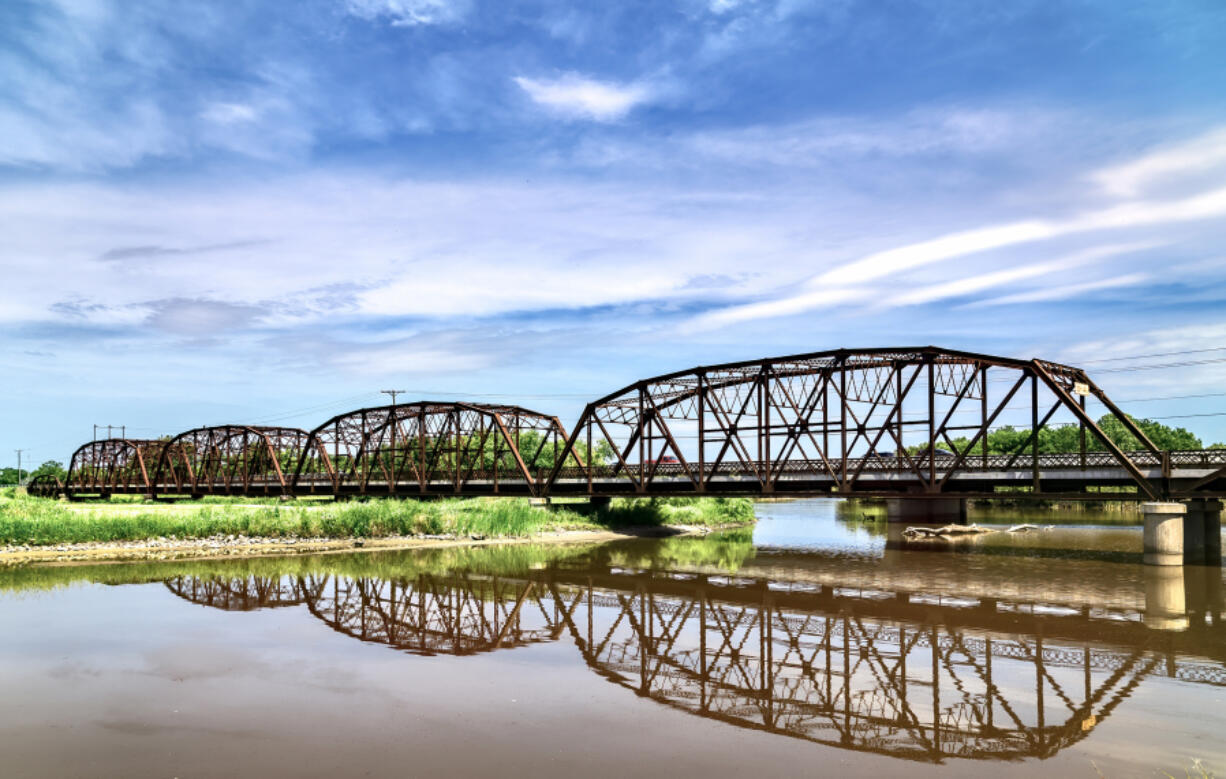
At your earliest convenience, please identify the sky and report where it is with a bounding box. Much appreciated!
[3,0,1226,467]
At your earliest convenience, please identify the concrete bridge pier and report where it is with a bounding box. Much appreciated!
[1143,503,1185,566]
[886,498,967,525]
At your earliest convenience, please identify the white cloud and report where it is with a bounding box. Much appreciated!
[966,273,1150,308]
[200,102,258,124]
[343,0,467,26]
[809,186,1226,289]
[0,173,801,335]
[682,288,873,332]
[881,243,1157,307]
[1092,127,1226,198]
[514,74,654,122]
[330,345,490,376]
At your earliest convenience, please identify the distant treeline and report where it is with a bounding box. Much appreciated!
[0,461,66,485]
[912,414,1224,456]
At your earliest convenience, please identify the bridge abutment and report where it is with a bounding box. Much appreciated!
[1143,502,1185,566]
[886,498,967,525]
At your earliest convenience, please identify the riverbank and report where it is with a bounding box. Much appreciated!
[0,495,755,565]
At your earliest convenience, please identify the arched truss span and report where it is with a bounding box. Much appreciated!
[546,346,1168,500]
[151,426,311,497]
[26,473,63,499]
[65,438,167,498]
[292,402,582,497]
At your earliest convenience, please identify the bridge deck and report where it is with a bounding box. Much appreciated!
[67,450,1226,500]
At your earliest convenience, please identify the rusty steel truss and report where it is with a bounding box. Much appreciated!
[65,438,174,498]
[26,473,63,499]
[545,346,1222,500]
[151,425,312,498]
[293,402,582,497]
[48,347,1226,501]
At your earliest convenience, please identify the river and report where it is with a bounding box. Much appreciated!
[0,500,1222,777]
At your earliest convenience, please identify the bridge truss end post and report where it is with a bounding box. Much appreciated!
[1143,502,1185,566]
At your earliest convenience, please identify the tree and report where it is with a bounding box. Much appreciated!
[938,414,1204,456]
[29,461,68,481]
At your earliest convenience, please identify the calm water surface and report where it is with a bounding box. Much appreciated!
[1,500,1223,778]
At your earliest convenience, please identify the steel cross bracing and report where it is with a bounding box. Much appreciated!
[165,568,1226,764]
[54,347,1226,500]
[544,346,1226,501]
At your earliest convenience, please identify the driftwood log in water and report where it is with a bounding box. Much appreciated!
[902,523,1054,539]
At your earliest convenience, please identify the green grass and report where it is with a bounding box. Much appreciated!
[0,494,755,547]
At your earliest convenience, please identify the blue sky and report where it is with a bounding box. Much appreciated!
[3,0,1226,466]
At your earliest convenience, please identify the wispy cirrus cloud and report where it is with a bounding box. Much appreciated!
[881,243,1158,308]
[967,274,1151,308]
[1091,127,1226,197]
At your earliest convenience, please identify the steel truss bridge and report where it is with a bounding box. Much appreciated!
[33,347,1226,502]
[165,559,1226,764]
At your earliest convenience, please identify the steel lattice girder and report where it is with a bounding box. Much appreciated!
[65,438,167,497]
[25,473,63,498]
[150,425,311,497]
[292,401,581,497]
[546,345,1163,498]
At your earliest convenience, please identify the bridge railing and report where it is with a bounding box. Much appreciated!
[549,449,1226,481]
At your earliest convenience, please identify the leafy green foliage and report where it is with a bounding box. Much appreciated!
[0,461,65,486]
[930,414,1205,456]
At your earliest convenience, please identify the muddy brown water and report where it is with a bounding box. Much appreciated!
[0,500,1222,778]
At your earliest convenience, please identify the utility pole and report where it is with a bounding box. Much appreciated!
[380,390,405,406]
[94,424,126,440]
[14,449,24,487]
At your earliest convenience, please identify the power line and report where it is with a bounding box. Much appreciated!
[1097,357,1226,373]
[1077,346,1226,364]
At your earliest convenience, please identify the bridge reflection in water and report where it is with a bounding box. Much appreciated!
[165,553,1225,764]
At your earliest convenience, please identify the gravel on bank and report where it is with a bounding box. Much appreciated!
[0,524,737,567]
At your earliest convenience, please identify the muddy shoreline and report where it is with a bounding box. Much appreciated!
[0,524,743,568]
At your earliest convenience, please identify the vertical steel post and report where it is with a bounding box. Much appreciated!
[1032,372,1040,493]
[1079,394,1088,469]
[839,361,848,489]
[697,373,706,492]
[762,364,771,489]
[927,359,936,489]
[981,366,989,469]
